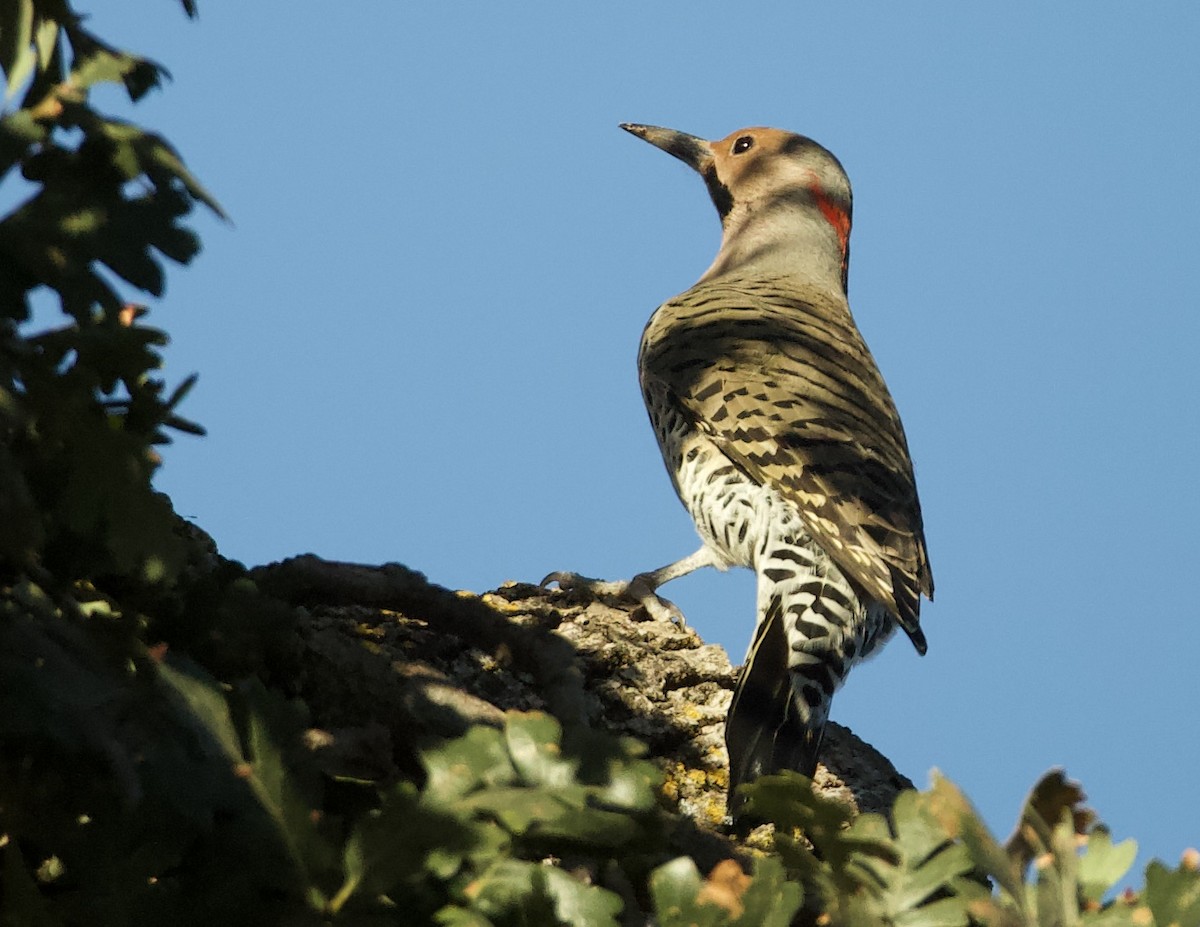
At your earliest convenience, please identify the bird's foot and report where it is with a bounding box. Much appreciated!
[540,570,687,626]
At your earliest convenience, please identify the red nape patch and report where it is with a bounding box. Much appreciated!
[810,184,850,258]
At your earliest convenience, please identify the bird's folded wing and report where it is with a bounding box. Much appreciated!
[640,284,933,637]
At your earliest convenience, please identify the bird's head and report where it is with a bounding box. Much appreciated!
[621,123,853,290]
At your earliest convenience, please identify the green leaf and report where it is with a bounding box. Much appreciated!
[147,221,201,264]
[1078,828,1137,905]
[739,769,856,838]
[531,803,643,848]
[238,679,333,893]
[427,819,510,880]
[465,859,622,927]
[0,0,35,100]
[1080,905,1143,927]
[538,865,625,927]
[1144,859,1200,926]
[463,785,642,849]
[141,129,226,218]
[582,732,660,814]
[459,785,568,835]
[650,857,801,927]
[337,781,479,911]
[928,772,1031,919]
[422,725,516,804]
[735,857,804,927]
[845,792,976,926]
[0,107,47,176]
[505,710,577,788]
[434,908,495,927]
[65,27,166,101]
[738,767,878,906]
[155,655,245,767]
[33,16,57,72]
[649,857,709,927]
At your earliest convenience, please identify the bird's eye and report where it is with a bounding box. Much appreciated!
[732,135,754,154]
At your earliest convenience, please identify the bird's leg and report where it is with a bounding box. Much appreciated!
[542,545,725,626]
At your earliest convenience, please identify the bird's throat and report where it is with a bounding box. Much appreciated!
[701,202,849,291]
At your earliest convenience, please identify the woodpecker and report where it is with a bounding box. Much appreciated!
[546,124,933,815]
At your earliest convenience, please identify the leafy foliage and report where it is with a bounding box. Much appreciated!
[331,712,663,924]
[1,4,1198,926]
[1,0,219,586]
[650,856,802,927]
[734,770,1198,927]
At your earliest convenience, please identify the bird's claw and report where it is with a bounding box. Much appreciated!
[626,573,687,626]
[540,570,621,595]
[541,570,687,627]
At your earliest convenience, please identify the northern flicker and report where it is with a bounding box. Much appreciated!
[546,124,933,814]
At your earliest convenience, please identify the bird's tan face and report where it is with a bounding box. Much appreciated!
[708,127,819,193]
[706,127,852,247]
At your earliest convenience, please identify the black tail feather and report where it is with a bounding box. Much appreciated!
[725,597,826,822]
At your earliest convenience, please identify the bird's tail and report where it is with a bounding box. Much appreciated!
[725,595,828,821]
[725,559,868,821]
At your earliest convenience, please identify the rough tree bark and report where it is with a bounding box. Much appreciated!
[250,555,914,865]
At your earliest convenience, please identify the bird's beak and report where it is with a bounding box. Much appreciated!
[620,123,713,174]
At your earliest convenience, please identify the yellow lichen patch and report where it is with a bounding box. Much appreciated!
[678,703,705,721]
[659,761,686,802]
[700,795,728,828]
[482,594,524,613]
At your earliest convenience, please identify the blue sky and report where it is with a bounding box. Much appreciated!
[78,2,1198,872]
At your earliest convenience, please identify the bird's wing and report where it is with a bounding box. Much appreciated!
[640,280,933,643]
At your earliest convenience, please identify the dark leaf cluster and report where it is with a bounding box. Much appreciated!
[0,0,218,586]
